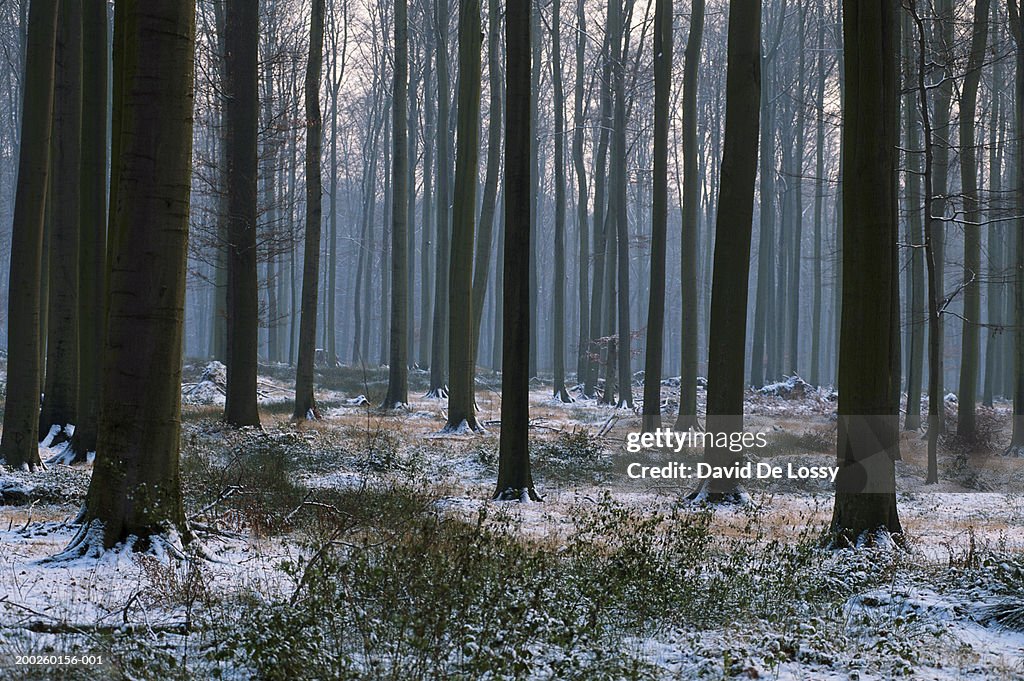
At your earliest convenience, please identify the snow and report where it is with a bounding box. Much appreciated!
[5,369,1024,677]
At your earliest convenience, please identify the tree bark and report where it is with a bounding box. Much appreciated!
[444,0,483,432]
[698,0,761,501]
[223,0,261,428]
[673,0,703,431]
[428,0,452,397]
[955,0,991,439]
[829,0,902,543]
[642,0,672,430]
[552,0,572,404]
[66,0,108,462]
[293,0,325,421]
[383,0,410,409]
[0,0,57,471]
[494,0,539,502]
[38,0,83,443]
[70,0,195,553]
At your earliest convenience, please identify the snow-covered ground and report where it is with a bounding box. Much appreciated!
[1,368,1023,678]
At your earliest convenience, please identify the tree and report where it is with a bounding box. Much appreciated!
[64,0,196,554]
[223,0,261,428]
[1009,0,1024,455]
[572,0,590,386]
[64,0,109,463]
[611,0,632,409]
[552,0,573,404]
[470,0,502,366]
[0,0,58,471]
[641,0,672,430]
[38,0,82,444]
[428,0,452,398]
[673,0,704,432]
[444,0,483,432]
[293,0,326,421]
[494,0,539,501]
[699,0,760,501]
[383,0,410,410]
[955,0,991,440]
[829,0,902,544]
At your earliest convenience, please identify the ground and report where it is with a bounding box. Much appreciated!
[0,364,1022,679]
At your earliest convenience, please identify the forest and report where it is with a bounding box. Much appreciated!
[0,0,1023,678]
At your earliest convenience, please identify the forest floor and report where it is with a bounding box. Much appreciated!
[0,362,1023,679]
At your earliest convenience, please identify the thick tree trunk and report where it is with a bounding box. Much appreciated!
[293,0,325,421]
[39,0,83,443]
[494,0,539,502]
[69,0,195,554]
[829,0,902,543]
[698,0,761,501]
[66,0,108,463]
[444,0,483,432]
[0,0,57,471]
[223,0,261,428]
[383,0,410,409]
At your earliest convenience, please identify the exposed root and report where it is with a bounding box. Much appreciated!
[493,486,543,502]
[1001,444,1024,457]
[424,386,449,400]
[822,526,904,551]
[686,482,751,506]
[439,419,486,435]
[43,519,188,564]
[977,598,1024,632]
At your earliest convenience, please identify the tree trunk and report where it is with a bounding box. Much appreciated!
[552,0,572,404]
[584,25,612,399]
[293,0,325,421]
[612,0,632,410]
[419,39,435,370]
[428,0,451,397]
[573,0,589,387]
[69,0,195,554]
[673,0,703,431]
[955,0,991,439]
[698,0,761,501]
[902,7,925,431]
[810,0,826,387]
[223,0,261,428]
[470,0,502,367]
[444,0,483,432]
[0,0,57,471]
[66,0,108,463]
[642,0,672,430]
[829,0,902,543]
[383,0,410,409]
[39,0,83,443]
[984,7,1004,408]
[494,0,539,502]
[1008,2,1024,452]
